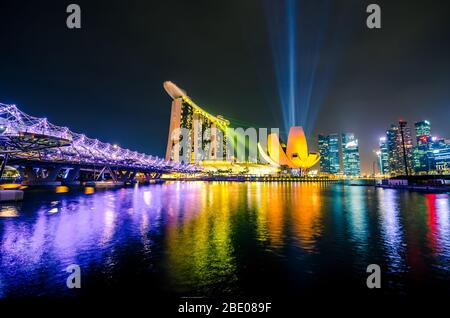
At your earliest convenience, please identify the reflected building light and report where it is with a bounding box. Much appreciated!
[48,208,59,214]
[425,194,438,255]
[84,186,95,195]
[55,186,69,193]
[101,209,116,245]
[254,183,269,243]
[292,184,322,252]
[143,191,152,206]
[378,189,406,272]
[346,187,369,258]
[266,184,285,249]
[0,206,19,217]
[163,182,236,291]
[247,183,255,209]
[140,211,152,254]
[436,194,450,261]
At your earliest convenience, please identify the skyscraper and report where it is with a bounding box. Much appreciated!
[415,120,431,138]
[431,137,450,174]
[413,120,432,174]
[318,134,330,173]
[164,81,230,163]
[378,137,389,175]
[318,133,340,174]
[386,121,413,176]
[329,134,340,174]
[341,133,360,176]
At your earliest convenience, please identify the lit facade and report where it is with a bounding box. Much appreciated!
[164,81,229,163]
[318,135,329,173]
[341,132,360,176]
[318,133,340,174]
[378,137,389,175]
[386,121,413,176]
[265,126,319,171]
[415,120,431,138]
[431,138,450,174]
[413,120,433,174]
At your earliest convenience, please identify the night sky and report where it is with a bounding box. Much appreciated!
[0,0,449,173]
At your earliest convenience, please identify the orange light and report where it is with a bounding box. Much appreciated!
[84,186,95,194]
[55,186,69,193]
[0,183,22,190]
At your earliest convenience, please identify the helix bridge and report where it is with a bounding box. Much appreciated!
[0,102,198,185]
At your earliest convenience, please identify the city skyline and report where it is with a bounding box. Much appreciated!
[0,1,449,175]
[377,118,450,176]
[1,0,450,309]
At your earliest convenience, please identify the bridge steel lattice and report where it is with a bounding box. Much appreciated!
[0,103,198,185]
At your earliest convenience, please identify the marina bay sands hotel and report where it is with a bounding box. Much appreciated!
[164,81,230,163]
[163,81,319,174]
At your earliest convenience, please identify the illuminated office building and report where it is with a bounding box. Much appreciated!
[415,120,431,139]
[318,133,340,174]
[318,135,329,173]
[386,121,413,176]
[341,133,360,176]
[413,120,433,174]
[378,137,389,175]
[431,137,450,174]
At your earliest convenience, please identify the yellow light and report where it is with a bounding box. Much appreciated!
[0,207,19,217]
[84,186,95,194]
[55,186,69,193]
[181,96,229,131]
[266,126,320,170]
[0,183,21,190]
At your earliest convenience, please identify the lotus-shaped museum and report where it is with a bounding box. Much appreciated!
[260,126,320,170]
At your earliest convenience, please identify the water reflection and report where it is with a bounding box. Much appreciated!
[426,194,450,270]
[165,182,236,295]
[290,183,323,251]
[378,189,406,273]
[344,186,369,259]
[0,206,19,218]
[0,182,449,298]
[255,183,286,248]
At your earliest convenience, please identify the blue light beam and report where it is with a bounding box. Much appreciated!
[266,0,333,138]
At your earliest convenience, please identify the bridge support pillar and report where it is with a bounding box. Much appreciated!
[144,172,162,182]
[115,170,132,182]
[44,167,61,182]
[64,167,80,184]
[24,166,38,182]
[127,171,137,181]
[0,153,9,178]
